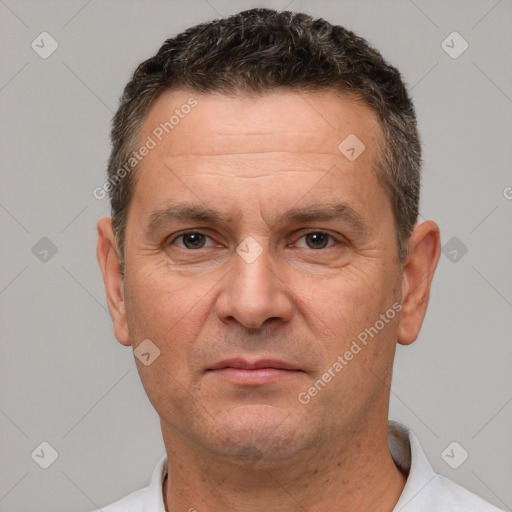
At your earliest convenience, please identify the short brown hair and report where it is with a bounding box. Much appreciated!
[107,8,421,264]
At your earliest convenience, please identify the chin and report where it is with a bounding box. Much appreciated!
[196,404,310,464]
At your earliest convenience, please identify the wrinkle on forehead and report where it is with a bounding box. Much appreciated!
[140,89,381,161]
[159,132,346,158]
[162,152,345,180]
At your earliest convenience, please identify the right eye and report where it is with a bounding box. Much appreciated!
[170,232,214,250]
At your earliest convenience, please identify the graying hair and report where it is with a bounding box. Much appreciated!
[107,8,421,264]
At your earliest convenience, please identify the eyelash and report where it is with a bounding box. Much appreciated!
[169,230,344,250]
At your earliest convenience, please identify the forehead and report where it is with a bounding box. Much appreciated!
[139,88,380,161]
[128,88,388,227]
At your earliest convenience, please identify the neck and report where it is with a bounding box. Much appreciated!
[161,420,407,512]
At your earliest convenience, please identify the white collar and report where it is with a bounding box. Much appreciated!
[136,420,500,512]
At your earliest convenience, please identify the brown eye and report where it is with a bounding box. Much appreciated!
[176,232,208,249]
[303,232,331,249]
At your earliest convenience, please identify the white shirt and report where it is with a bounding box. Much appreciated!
[96,420,504,512]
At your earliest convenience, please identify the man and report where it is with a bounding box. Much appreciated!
[95,8,503,512]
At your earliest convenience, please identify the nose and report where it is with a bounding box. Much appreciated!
[214,240,294,329]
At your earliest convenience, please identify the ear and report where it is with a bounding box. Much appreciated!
[96,217,130,346]
[397,220,441,346]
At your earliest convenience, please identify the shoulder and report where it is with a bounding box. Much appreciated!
[429,473,505,512]
[388,421,505,512]
[91,487,147,512]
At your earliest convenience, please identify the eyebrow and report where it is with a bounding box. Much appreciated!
[145,201,367,235]
[280,202,366,230]
[147,205,235,234]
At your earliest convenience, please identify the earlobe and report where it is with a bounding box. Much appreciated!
[96,217,131,346]
[397,221,441,346]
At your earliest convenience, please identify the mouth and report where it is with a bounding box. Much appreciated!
[207,358,305,385]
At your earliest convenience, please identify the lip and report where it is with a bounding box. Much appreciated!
[207,358,304,385]
[209,358,299,371]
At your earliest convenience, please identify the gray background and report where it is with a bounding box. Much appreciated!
[0,0,511,511]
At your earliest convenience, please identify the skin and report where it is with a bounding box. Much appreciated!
[97,89,440,512]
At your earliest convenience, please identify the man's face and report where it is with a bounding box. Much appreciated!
[109,89,407,462]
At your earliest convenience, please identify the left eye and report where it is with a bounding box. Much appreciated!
[173,232,214,249]
[296,232,337,250]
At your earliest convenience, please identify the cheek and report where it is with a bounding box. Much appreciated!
[123,268,216,416]
[299,270,399,407]
[126,264,212,330]
[123,266,220,383]
[296,265,390,341]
